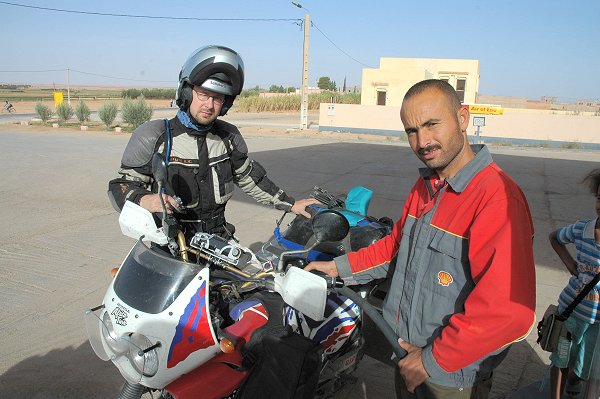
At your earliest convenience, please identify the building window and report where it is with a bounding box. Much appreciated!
[456,79,466,103]
[377,90,386,106]
[438,74,468,102]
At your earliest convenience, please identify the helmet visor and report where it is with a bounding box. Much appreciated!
[201,75,234,96]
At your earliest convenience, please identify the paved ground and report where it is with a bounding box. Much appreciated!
[0,113,598,398]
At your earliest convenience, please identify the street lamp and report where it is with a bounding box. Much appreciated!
[291,2,310,130]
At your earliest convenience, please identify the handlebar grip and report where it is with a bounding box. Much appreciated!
[305,205,319,218]
[310,270,344,288]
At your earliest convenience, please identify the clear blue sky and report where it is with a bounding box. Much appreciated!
[1,0,598,102]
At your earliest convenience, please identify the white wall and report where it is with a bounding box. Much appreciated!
[319,103,600,148]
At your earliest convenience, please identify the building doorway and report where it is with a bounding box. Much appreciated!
[377,90,386,106]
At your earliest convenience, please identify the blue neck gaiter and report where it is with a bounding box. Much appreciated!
[177,109,214,134]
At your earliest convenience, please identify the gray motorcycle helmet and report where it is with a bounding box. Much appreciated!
[176,45,245,116]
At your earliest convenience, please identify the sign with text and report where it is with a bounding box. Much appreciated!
[466,104,504,115]
[473,116,486,127]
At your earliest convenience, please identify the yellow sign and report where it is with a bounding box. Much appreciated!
[466,104,504,115]
[53,91,64,107]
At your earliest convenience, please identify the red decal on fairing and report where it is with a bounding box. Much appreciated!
[320,323,356,355]
[167,282,215,368]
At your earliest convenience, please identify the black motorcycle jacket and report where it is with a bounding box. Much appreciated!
[108,116,295,235]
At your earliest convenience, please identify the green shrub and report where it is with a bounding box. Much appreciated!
[56,102,74,122]
[121,88,175,99]
[75,100,91,123]
[35,102,53,122]
[121,96,153,130]
[240,86,262,98]
[560,141,582,149]
[98,101,118,129]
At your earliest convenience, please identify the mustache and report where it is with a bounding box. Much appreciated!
[418,144,441,155]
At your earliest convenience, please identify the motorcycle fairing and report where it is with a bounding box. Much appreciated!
[165,302,269,399]
[88,242,222,389]
[167,279,215,368]
[285,292,360,356]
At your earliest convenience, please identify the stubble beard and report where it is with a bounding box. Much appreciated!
[192,109,217,126]
[419,128,466,172]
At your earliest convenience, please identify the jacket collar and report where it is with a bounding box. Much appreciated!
[419,144,493,193]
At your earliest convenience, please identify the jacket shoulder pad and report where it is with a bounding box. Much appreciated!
[121,119,166,167]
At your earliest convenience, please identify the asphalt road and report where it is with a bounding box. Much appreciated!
[0,119,598,398]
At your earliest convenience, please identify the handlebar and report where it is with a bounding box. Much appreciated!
[308,270,344,288]
[336,286,407,360]
[305,205,319,218]
[304,267,408,360]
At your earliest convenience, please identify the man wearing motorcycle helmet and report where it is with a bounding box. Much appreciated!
[108,45,317,239]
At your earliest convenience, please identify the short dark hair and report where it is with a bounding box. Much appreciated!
[582,168,600,195]
[403,79,462,112]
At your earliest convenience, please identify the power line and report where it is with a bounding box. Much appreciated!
[0,68,173,84]
[290,2,374,70]
[310,21,375,69]
[70,69,172,83]
[2,1,373,70]
[0,1,300,22]
[0,69,66,73]
[2,1,375,80]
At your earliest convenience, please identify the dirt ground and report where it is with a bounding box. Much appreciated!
[3,114,600,398]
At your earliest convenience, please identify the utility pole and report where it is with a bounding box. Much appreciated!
[67,68,71,105]
[300,13,310,130]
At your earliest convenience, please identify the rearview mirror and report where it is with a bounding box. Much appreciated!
[276,209,350,272]
[151,153,168,185]
[311,209,350,243]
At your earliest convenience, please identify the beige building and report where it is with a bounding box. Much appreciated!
[318,56,599,149]
[361,57,480,106]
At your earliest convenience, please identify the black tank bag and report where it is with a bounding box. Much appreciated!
[235,292,323,399]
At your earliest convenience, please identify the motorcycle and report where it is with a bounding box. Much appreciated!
[85,154,404,399]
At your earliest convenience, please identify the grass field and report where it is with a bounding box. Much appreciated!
[0,85,125,102]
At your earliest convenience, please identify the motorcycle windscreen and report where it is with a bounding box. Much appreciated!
[114,240,202,314]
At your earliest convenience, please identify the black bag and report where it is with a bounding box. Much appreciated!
[537,272,600,352]
[235,326,323,399]
[536,304,568,352]
[235,292,323,399]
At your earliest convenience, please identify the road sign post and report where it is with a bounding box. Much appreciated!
[472,116,486,144]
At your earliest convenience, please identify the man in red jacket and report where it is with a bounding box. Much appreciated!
[307,79,536,399]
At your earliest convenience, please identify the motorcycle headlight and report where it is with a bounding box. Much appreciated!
[127,334,159,377]
[101,311,130,355]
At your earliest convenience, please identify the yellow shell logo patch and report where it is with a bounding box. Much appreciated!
[437,271,454,286]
